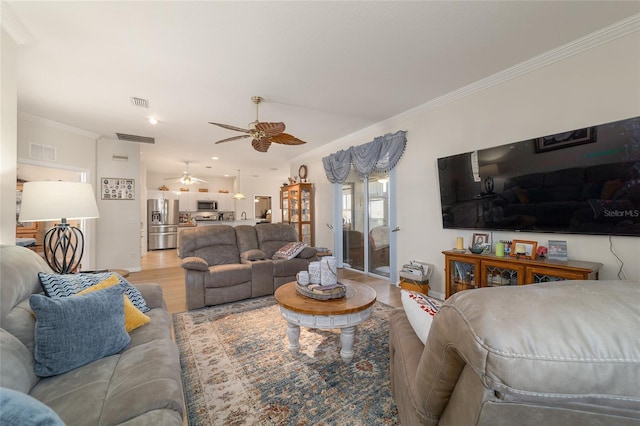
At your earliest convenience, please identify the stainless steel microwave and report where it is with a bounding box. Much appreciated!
[197,200,217,211]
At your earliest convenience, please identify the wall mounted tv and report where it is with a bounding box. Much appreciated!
[437,116,640,237]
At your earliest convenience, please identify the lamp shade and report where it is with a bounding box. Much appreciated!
[233,169,245,200]
[19,181,100,222]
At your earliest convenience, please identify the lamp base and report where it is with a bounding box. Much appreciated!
[43,221,85,274]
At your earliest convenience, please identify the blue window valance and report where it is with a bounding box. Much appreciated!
[322,130,407,184]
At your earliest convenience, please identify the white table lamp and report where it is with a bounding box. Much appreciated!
[19,181,99,274]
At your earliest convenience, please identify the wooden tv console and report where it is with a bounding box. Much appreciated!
[443,250,602,299]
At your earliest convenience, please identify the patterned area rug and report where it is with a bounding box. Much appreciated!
[173,296,399,425]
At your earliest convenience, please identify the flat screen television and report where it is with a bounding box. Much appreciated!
[437,116,640,237]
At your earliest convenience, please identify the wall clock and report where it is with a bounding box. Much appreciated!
[298,164,308,181]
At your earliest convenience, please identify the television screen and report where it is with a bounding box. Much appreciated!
[437,116,640,237]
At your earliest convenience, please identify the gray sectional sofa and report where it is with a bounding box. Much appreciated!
[0,245,184,425]
[179,223,317,309]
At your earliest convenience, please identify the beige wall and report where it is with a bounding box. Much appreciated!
[294,31,640,296]
[95,138,142,270]
[16,115,100,269]
[1,29,18,245]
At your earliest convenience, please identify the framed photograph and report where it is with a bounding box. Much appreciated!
[547,240,568,261]
[101,177,135,200]
[472,232,491,252]
[534,126,597,153]
[511,239,538,260]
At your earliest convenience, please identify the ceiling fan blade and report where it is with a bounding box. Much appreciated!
[163,176,182,180]
[214,134,251,144]
[255,122,285,136]
[251,137,272,153]
[269,133,306,145]
[208,122,251,133]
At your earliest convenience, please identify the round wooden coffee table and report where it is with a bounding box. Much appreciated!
[274,281,376,362]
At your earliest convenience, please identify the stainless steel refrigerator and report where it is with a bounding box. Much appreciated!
[147,199,179,250]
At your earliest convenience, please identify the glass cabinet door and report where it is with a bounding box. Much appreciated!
[301,187,311,221]
[526,266,584,283]
[282,191,289,222]
[482,261,524,287]
[290,189,299,223]
[447,258,479,297]
[301,223,311,245]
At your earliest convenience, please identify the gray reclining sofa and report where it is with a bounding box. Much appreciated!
[179,223,317,309]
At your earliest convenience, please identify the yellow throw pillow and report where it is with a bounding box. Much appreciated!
[75,275,150,332]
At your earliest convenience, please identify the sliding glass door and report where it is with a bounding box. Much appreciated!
[340,168,394,279]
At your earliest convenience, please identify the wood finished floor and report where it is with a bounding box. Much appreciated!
[127,250,402,314]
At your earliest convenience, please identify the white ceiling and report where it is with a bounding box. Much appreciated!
[7,1,640,180]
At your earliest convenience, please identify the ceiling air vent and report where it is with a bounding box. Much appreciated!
[116,133,155,144]
[29,143,56,161]
[112,154,129,161]
[130,97,149,108]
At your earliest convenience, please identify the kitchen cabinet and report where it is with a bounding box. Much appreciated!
[217,193,234,211]
[443,250,602,299]
[178,192,198,212]
[147,190,179,200]
[280,183,314,246]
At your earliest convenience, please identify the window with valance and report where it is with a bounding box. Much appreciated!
[321,130,407,184]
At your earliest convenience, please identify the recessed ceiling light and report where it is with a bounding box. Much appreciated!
[148,117,158,125]
[211,156,219,160]
[224,174,230,177]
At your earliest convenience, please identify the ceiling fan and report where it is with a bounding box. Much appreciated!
[164,162,207,185]
[209,96,306,153]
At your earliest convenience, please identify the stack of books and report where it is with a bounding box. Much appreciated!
[307,283,344,295]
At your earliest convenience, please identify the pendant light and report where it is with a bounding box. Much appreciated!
[233,169,245,200]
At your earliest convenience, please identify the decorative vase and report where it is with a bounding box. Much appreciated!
[309,261,321,284]
[320,256,337,285]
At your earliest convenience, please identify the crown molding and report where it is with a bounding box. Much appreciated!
[19,111,101,139]
[400,13,640,120]
[1,2,35,45]
[295,13,640,163]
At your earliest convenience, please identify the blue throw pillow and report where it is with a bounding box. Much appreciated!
[38,272,150,313]
[29,284,131,377]
[0,388,64,425]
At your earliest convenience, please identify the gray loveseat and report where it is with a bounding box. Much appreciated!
[389,280,640,425]
[179,223,317,309]
[0,245,184,425]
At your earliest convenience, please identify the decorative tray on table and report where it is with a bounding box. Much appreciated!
[296,282,346,300]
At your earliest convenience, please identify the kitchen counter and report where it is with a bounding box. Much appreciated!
[195,220,261,227]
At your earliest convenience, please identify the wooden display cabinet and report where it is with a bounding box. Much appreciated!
[443,250,602,299]
[280,183,314,246]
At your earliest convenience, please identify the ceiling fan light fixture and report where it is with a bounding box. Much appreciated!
[209,96,306,152]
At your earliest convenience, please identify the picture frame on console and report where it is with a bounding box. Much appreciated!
[511,239,538,260]
[472,232,491,252]
[534,126,597,153]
